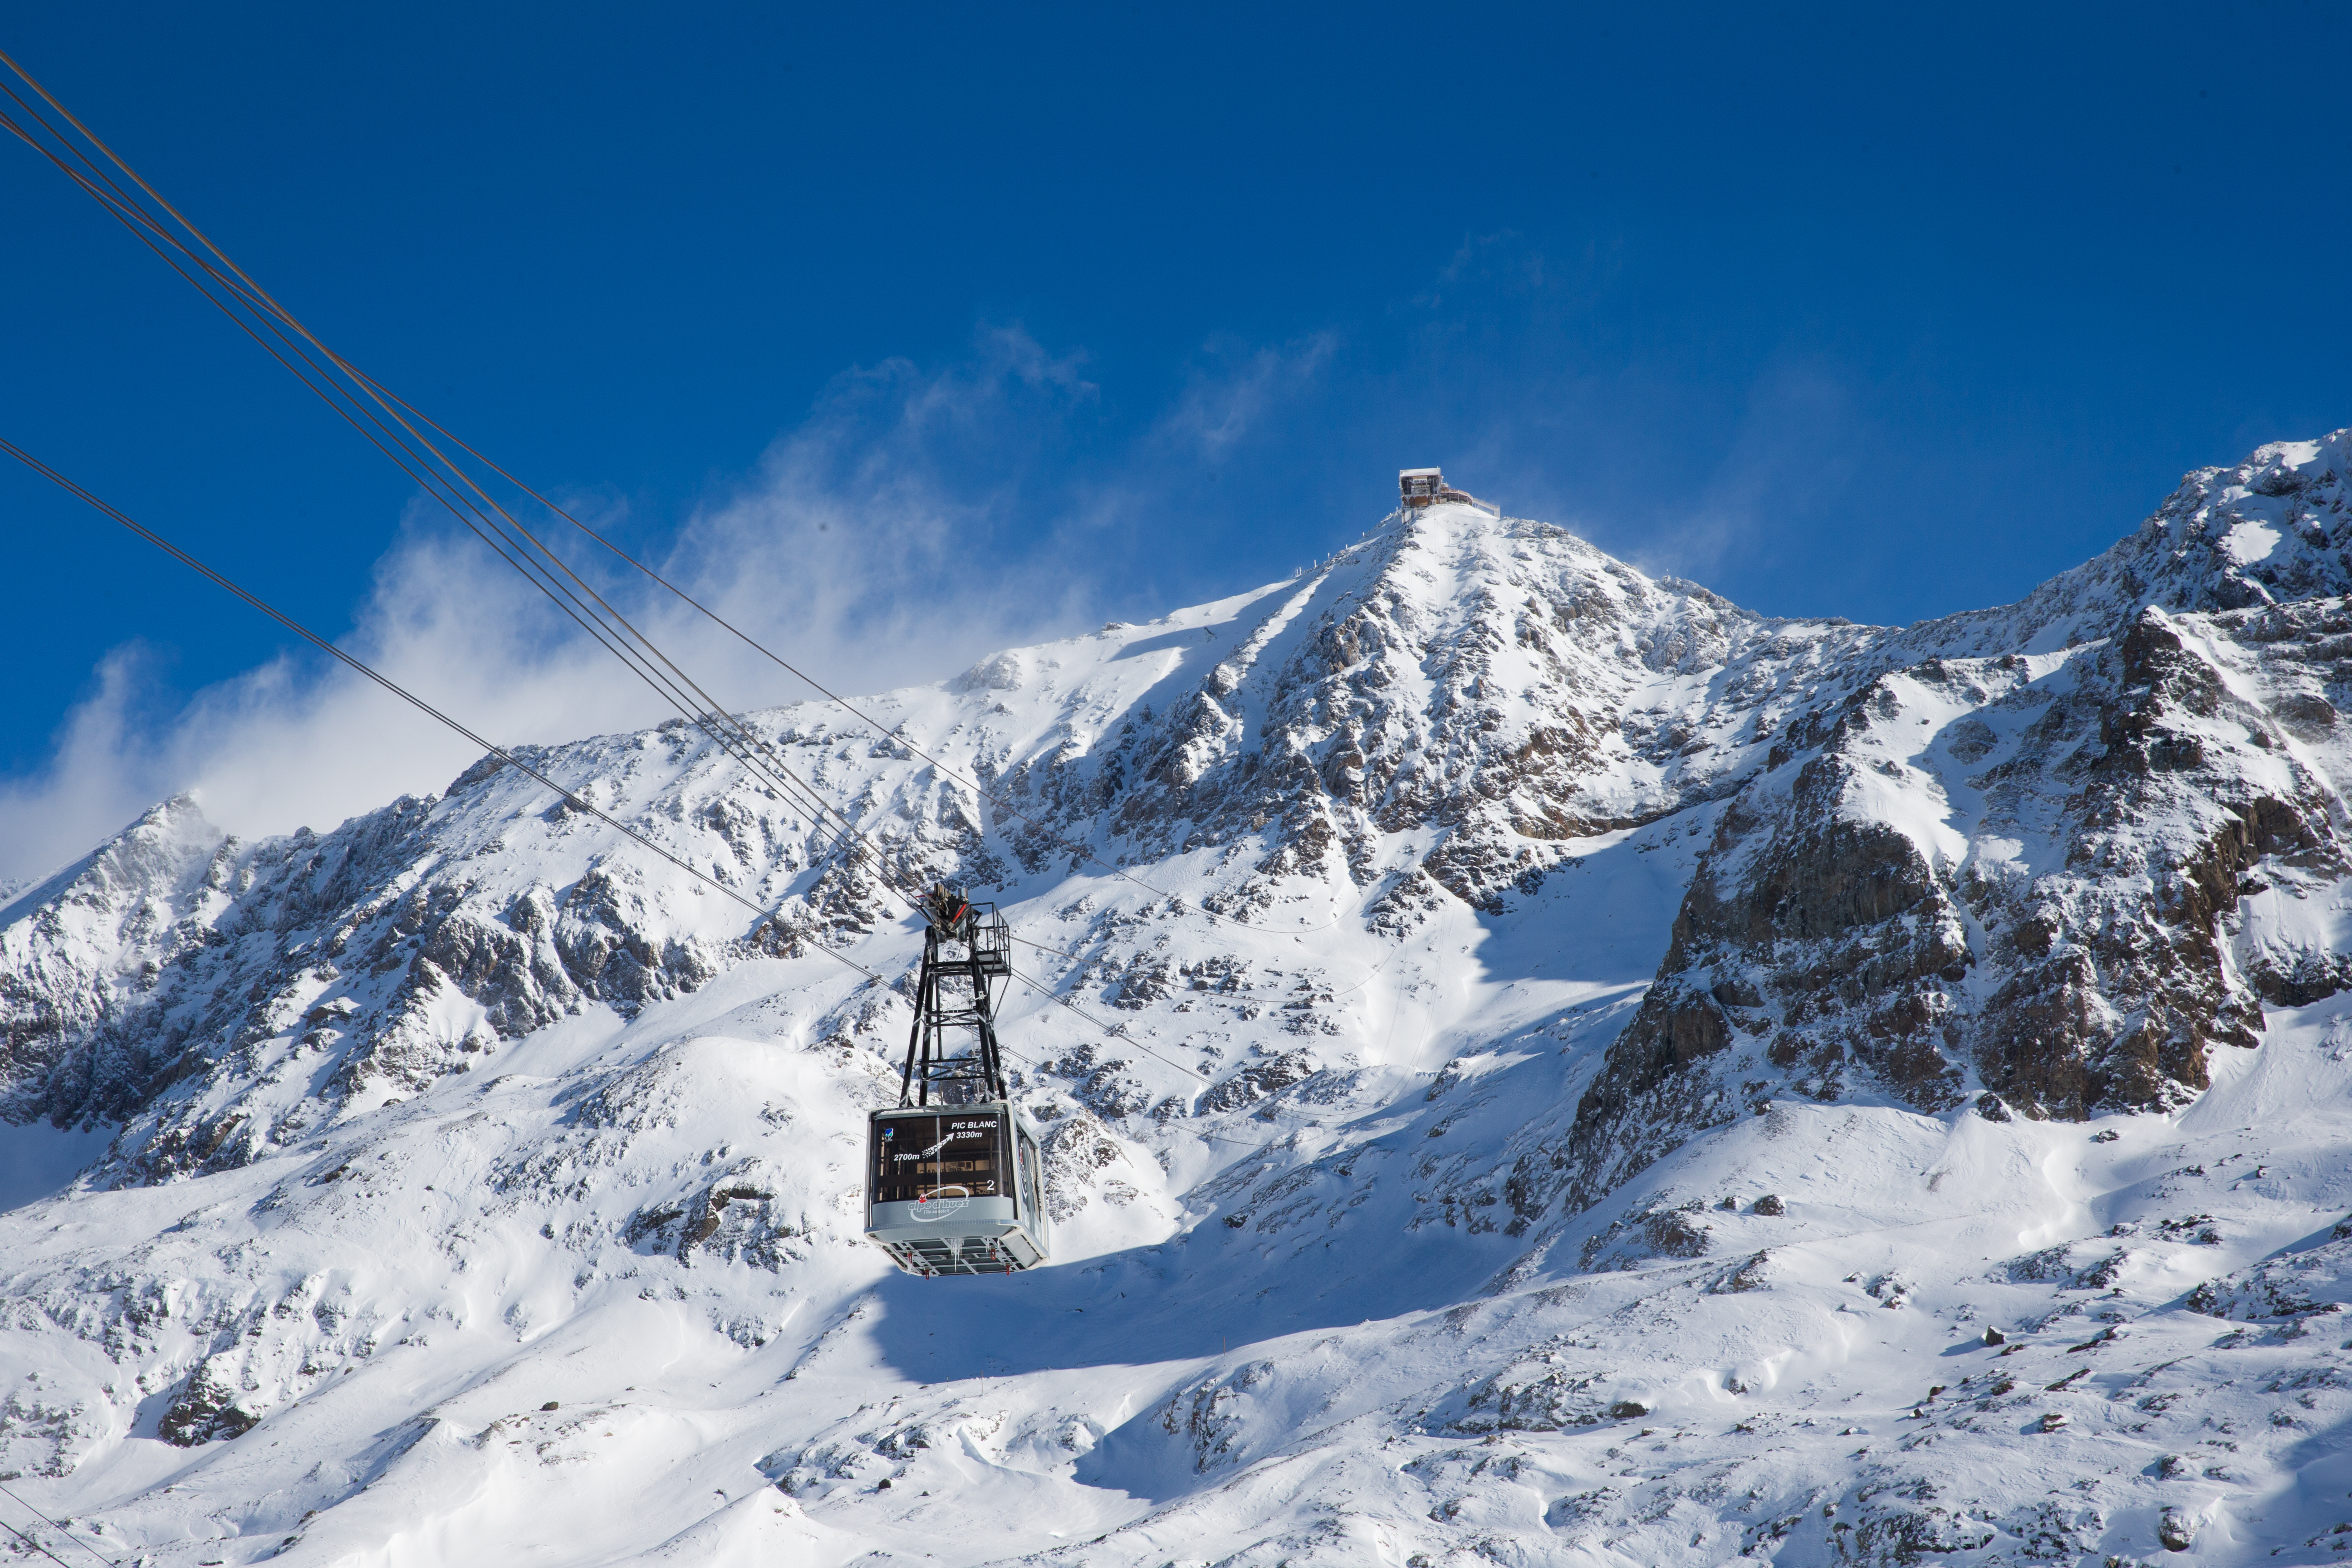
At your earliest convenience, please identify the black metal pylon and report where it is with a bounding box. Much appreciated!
[898,882,1011,1105]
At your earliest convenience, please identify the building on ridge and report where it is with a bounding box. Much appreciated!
[1398,466,1501,516]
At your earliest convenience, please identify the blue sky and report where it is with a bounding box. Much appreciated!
[1,2,2347,874]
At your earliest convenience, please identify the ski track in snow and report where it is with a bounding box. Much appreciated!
[7,438,2352,1564]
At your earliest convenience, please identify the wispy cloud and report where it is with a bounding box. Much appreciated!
[1624,362,1861,592]
[0,327,1122,883]
[1159,333,1337,459]
[0,304,1391,884]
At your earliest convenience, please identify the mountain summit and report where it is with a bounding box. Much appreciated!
[4,433,2352,1565]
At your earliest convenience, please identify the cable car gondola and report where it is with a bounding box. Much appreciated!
[864,884,1050,1277]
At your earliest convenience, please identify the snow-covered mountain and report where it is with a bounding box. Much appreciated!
[6,433,2352,1566]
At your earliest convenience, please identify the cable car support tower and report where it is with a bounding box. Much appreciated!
[899,883,1010,1105]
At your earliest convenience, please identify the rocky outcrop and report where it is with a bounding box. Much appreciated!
[0,795,228,1127]
[1551,433,2352,1211]
[1000,514,1858,924]
[8,431,2352,1219]
[157,1358,262,1446]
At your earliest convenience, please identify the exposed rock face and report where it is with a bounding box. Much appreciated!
[157,1358,261,1446]
[0,730,968,1184]
[0,795,229,1127]
[0,495,1876,1190]
[5,431,2350,1220]
[995,513,1891,930]
[7,437,2352,1568]
[1558,433,2352,1208]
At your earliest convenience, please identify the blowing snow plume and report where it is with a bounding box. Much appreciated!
[4,433,2352,1565]
[0,330,1110,888]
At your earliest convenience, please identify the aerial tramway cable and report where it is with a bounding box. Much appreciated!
[0,43,1352,945]
[0,1476,124,1568]
[0,91,985,974]
[0,52,1361,1085]
[0,1517,97,1568]
[0,438,1208,1083]
[0,436,888,990]
[0,64,890,897]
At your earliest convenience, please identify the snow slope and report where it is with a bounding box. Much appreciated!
[5,435,2352,1565]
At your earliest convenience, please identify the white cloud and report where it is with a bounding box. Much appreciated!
[0,646,168,889]
[0,311,1366,883]
[0,328,1118,884]
[1160,333,1337,458]
[1557,361,1861,595]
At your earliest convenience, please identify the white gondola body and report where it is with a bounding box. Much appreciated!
[864,1100,1050,1276]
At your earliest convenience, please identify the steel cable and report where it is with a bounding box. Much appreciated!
[0,82,897,908]
[0,436,887,987]
[0,1518,90,1568]
[0,49,1385,1075]
[0,44,1352,945]
[11,100,920,925]
[0,442,1221,1093]
[0,1481,123,1568]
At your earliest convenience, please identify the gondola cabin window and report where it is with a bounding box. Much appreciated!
[870,1112,1006,1205]
[1017,1127,1042,1222]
